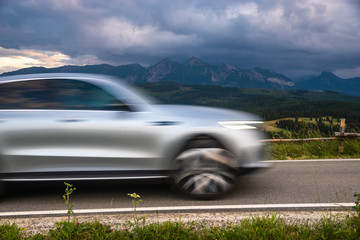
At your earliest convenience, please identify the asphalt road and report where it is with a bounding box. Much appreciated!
[1,159,359,214]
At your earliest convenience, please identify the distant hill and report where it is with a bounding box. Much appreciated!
[296,71,360,96]
[1,57,360,95]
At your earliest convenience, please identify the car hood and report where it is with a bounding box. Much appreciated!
[152,104,261,122]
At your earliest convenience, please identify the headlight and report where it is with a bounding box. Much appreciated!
[218,121,263,130]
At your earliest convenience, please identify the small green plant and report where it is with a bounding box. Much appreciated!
[128,192,142,216]
[354,193,360,216]
[127,192,145,230]
[63,182,76,222]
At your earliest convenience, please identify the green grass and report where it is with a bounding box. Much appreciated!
[0,223,24,239]
[1,214,360,240]
[268,139,360,160]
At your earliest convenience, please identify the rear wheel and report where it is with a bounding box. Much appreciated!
[173,148,238,199]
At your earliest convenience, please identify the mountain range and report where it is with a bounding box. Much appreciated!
[1,56,359,96]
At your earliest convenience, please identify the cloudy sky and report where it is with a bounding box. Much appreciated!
[0,0,359,79]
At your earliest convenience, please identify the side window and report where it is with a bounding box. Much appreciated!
[50,79,127,110]
[0,80,53,109]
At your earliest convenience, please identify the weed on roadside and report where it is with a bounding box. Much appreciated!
[127,192,146,235]
[63,182,76,222]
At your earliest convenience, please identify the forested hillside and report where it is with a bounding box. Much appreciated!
[137,82,360,133]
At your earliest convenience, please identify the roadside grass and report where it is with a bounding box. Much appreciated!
[0,223,24,239]
[1,213,360,240]
[267,139,360,160]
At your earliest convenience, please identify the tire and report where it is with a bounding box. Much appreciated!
[0,180,5,197]
[173,148,238,200]
[0,159,6,197]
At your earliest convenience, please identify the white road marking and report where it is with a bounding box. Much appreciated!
[0,203,355,217]
[263,158,360,163]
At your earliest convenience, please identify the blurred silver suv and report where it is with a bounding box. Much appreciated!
[0,73,267,199]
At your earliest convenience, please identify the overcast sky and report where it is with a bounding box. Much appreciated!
[0,0,359,79]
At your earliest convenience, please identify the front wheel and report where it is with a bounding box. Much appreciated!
[173,148,238,199]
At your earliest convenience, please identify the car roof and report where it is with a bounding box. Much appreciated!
[0,73,114,83]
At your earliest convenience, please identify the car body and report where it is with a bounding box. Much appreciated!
[0,73,268,199]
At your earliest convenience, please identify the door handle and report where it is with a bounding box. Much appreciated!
[55,119,87,123]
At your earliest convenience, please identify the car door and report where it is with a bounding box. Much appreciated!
[0,78,162,179]
[46,79,163,174]
[0,79,58,175]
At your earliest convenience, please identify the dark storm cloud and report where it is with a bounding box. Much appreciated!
[0,0,359,78]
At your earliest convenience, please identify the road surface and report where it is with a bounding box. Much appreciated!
[1,159,359,216]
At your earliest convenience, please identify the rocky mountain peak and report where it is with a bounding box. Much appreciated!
[253,67,294,87]
[318,71,340,80]
[183,56,207,67]
[141,58,180,82]
[219,62,237,71]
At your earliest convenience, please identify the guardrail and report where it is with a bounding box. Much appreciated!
[261,119,360,153]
